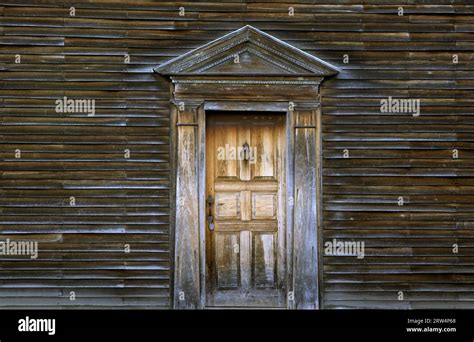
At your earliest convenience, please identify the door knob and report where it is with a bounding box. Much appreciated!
[207,216,215,231]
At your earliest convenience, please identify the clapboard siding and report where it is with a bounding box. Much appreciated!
[0,0,473,309]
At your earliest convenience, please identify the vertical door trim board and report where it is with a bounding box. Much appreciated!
[286,105,295,310]
[197,104,206,308]
[292,102,321,309]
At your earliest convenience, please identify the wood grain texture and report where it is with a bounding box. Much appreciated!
[293,108,319,309]
[173,104,200,309]
[0,0,472,309]
[205,113,286,307]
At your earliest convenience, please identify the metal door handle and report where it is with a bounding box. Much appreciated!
[242,142,250,161]
[207,195,214,231]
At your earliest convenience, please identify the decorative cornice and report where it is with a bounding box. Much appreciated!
[250,39,327,74]
[171,99,205,109]
[171,79,322,85]
[246,47,299,74]
[292,101,321,110]
[171,38,248,74]
[194,47,248,73]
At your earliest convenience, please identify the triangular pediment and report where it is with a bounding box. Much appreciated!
[154,25,339,76]
[204,51,294,75]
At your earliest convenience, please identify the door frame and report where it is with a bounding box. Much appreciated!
[169,97,323,309]
[154,25,339,309]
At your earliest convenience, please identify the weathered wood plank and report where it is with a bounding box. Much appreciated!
[293,108,319,309]
[173,103,200,309]
[0,0,472,310]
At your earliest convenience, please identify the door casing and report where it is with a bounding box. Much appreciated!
[169,98,323,309]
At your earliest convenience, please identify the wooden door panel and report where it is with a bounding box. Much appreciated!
[215,124,238,178]
[215,192,240,219]
[215,233,240,289]
[252,124,275,179]
[253,233,276,289]
[206,112,286,308]
[252,192,277,219]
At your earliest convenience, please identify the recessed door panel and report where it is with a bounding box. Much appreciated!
[215,233,240,289]
[215,192,240,219]
[215,124,238,178]
[252,193,277,219]
[253,233,276,289]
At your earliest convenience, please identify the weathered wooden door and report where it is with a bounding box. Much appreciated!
[205,112,286,307]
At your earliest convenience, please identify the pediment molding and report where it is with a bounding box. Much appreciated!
[155,25,339,77]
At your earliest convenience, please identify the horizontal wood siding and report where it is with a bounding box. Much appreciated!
[0,0,472,308]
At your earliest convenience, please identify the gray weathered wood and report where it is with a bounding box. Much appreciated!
[293,107,320,309]
[173,103,201,309]
[2,0,468,310]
